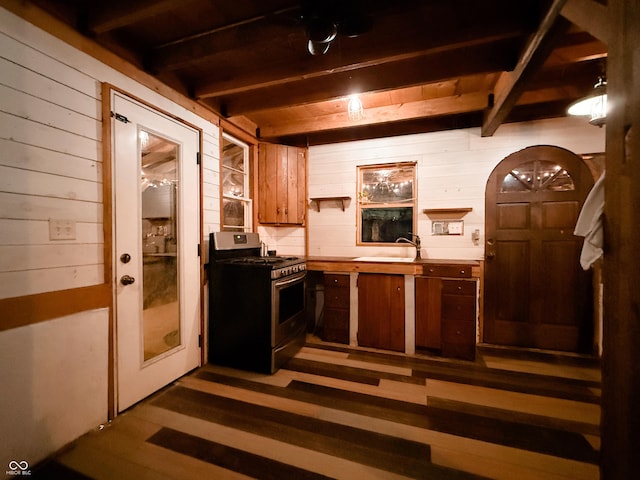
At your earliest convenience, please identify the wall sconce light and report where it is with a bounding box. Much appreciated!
[567,76,608,127]
[347,95,364,120]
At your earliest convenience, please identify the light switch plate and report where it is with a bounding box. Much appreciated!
[431,220,464,235]
[49,219,76,240]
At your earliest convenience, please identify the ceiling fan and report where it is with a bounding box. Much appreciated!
[300,0,373,55]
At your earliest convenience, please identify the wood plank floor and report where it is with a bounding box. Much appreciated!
[31,339,601,480]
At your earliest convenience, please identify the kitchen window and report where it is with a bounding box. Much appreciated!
[357,162,417,244]
[221,133,252,231]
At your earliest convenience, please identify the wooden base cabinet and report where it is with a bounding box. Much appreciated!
[322,274,350,344]
[416,270,477,360]
[357,273,405,352]
[441,279,477,360]
[415,277,442,350]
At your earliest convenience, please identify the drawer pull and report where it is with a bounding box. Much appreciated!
[457,286,462,290]
[460,270,466,274]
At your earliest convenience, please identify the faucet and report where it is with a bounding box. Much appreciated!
[395,233,421,260]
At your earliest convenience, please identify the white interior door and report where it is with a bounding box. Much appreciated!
[112,92,200,411]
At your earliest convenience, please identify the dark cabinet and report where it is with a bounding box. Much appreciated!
[415,277,442,349]
[357,273,405,352]
[322,274,350,344]
[416,266,477,360]
[441,279,477,360]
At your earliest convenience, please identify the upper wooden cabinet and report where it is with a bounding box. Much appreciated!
[257,142,307,226]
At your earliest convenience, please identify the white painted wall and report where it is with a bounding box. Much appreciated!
[0,310,108,469]
[307,117,605,259]
[258,225,306,257]
[0,6,220,468]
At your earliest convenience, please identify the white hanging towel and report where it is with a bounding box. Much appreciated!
[574,172,605,270]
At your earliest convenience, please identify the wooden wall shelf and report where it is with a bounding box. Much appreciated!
[423,207,473,217]
[310,196,351,212]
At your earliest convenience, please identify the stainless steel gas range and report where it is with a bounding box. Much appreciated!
[207,232,307,373]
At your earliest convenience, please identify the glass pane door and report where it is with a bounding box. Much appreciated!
[140,130,180,361]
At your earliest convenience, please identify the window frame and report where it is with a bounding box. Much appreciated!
[356,161,417,245]
[220,132,252,232]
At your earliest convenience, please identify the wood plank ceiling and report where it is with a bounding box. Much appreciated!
[29,0,607,145]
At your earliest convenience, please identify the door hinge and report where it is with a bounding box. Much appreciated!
[111,111,130,124]
[198,334,202,348]
[197,244,201,257]
[196,151,201,165]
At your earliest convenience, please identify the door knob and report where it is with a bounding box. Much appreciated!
[120,275,135,285]
[486,251,496,260]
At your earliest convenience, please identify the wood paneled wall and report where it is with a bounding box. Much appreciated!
[307,117,605,260]
[0,25,104,299]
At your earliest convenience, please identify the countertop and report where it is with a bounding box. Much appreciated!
[306,256,481,276]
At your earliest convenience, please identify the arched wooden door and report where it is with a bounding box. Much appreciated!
[484,146,594,353]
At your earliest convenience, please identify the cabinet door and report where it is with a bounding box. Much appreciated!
[258,143,279,224]
[258,143,306,225]
[285,146,306,225]
[415,276,442,349]
[357,273,405,351]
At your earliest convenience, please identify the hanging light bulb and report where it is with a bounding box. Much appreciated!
[567,76,608,127]
[347,95,364,120]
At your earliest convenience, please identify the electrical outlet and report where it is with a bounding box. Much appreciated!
[447,220,463,235]
[49,219,76,240]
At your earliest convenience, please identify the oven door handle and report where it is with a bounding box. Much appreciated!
[273,271,306,288]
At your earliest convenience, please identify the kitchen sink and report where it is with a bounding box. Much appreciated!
[353,256,416,263]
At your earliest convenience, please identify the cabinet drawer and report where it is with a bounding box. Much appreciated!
[442,319,476,360]
[422,265,472,278]
[442,318,476,344]
[324,286,350,308]
[441,294,476,321]
[442,279,476,296]
[322,327,349,344]
[324,273,350,288]
[322,309,349,344]
[324,309,350,330]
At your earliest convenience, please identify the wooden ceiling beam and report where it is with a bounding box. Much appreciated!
[481,0,571,137]
[194,30,525,100]
[149,18,300,72]
[275,111,485,146]
[560,0,610,44]
[259,91,490,138]
[152,0,532,78]
[218,39,520,115]
[88,0,199,35]
[528,57,605,90]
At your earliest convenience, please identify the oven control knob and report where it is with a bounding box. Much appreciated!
[292,265,298,273]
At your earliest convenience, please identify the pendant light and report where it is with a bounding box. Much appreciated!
[347,95,364,120]
[567,76,608,127]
